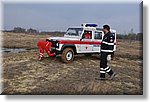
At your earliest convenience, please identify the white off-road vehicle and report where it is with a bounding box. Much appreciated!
[40,24,116,63]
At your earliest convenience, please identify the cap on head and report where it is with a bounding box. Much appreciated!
[103,25,110,31]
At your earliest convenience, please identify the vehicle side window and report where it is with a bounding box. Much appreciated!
[83,30,92,39]
[94,31,102,40]
[78,31,82,36]
[67,29,76,36]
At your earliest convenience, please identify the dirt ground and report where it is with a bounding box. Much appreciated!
[1,32,143,95]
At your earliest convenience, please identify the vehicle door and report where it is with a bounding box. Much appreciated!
[80,30,93,53]
[92,31,103,53]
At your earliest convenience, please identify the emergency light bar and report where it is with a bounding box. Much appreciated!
[81,23,98,27]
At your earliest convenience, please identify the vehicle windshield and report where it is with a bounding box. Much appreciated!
[64,28,83,36]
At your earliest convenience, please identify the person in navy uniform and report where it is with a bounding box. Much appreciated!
[96,25,116,80]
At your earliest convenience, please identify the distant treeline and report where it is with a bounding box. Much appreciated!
[3,27,65,36]
[3,27,142,41]
[4,27,39,34]
[117,33,143,41]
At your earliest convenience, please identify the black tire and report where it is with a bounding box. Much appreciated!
[61,48,74,63]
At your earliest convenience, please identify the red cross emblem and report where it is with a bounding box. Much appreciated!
[85,46,88,49]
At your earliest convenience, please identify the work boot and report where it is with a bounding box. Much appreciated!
[95,73,106,80]
[109,72,116,80]
[51,53,57,60]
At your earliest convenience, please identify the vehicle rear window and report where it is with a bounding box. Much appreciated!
[94,31,102,39]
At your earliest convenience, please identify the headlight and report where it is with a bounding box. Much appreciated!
[56,43,59,46]
[56,42,59,48]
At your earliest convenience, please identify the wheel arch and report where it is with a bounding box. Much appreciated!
[61,44,77,54]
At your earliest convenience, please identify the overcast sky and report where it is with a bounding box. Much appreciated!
[3,2,142,34]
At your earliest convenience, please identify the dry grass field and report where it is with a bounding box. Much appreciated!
[1,32,143,95]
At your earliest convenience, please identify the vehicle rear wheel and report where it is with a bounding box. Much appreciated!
[61,48,74,63]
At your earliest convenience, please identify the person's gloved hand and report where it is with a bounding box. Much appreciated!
[111,52,114,60]
[107,55,111,61]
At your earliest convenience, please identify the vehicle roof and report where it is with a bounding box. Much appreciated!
[68,27,116,33]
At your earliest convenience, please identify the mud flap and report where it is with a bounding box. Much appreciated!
[37,40,55,60]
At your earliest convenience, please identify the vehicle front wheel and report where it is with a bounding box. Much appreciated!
[61,48,74,63]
